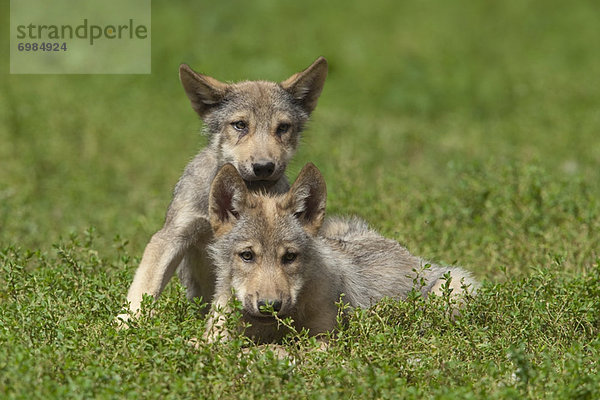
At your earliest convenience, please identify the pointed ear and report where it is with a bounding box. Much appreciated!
[179,64,228,118]
[285,163,327,235]
[209,164,248,237]
[280,56,328,114]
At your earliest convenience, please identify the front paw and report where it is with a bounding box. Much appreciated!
[249,344,291,360]
[114,313,131,329]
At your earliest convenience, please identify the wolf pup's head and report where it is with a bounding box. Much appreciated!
[179,57,328,185]
[207,163,326,325]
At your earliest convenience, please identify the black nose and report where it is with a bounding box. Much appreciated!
[257,299,282,315]
[252,162,275,179]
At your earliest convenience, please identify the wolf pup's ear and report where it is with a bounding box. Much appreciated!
[280,56,328,114]
[209,164,248,237]
[179,64,228,118]
[286,163,327,235]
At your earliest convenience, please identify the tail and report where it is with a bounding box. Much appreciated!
[424,264,478,299]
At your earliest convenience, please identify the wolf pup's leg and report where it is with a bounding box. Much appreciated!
[117,213,211,323]
[177,244,215,306]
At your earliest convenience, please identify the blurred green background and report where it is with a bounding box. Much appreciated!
[1,0,599,280]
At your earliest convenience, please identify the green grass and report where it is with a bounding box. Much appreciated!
[1,0,600,398]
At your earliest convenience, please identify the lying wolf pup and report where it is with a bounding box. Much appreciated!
[205,163,477,343]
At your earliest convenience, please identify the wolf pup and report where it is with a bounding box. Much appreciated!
[119,57,328,322]
[205,163,477,343]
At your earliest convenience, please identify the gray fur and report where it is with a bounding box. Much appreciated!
[206,164,478,344]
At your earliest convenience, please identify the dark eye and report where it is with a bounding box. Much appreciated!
[239,250,254,262]
[232,121,247,131]
[282,252,297,264]
[276,123,290,136]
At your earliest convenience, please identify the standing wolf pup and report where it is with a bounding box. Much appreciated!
[119,57,328,321]
[206,163,477,343]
